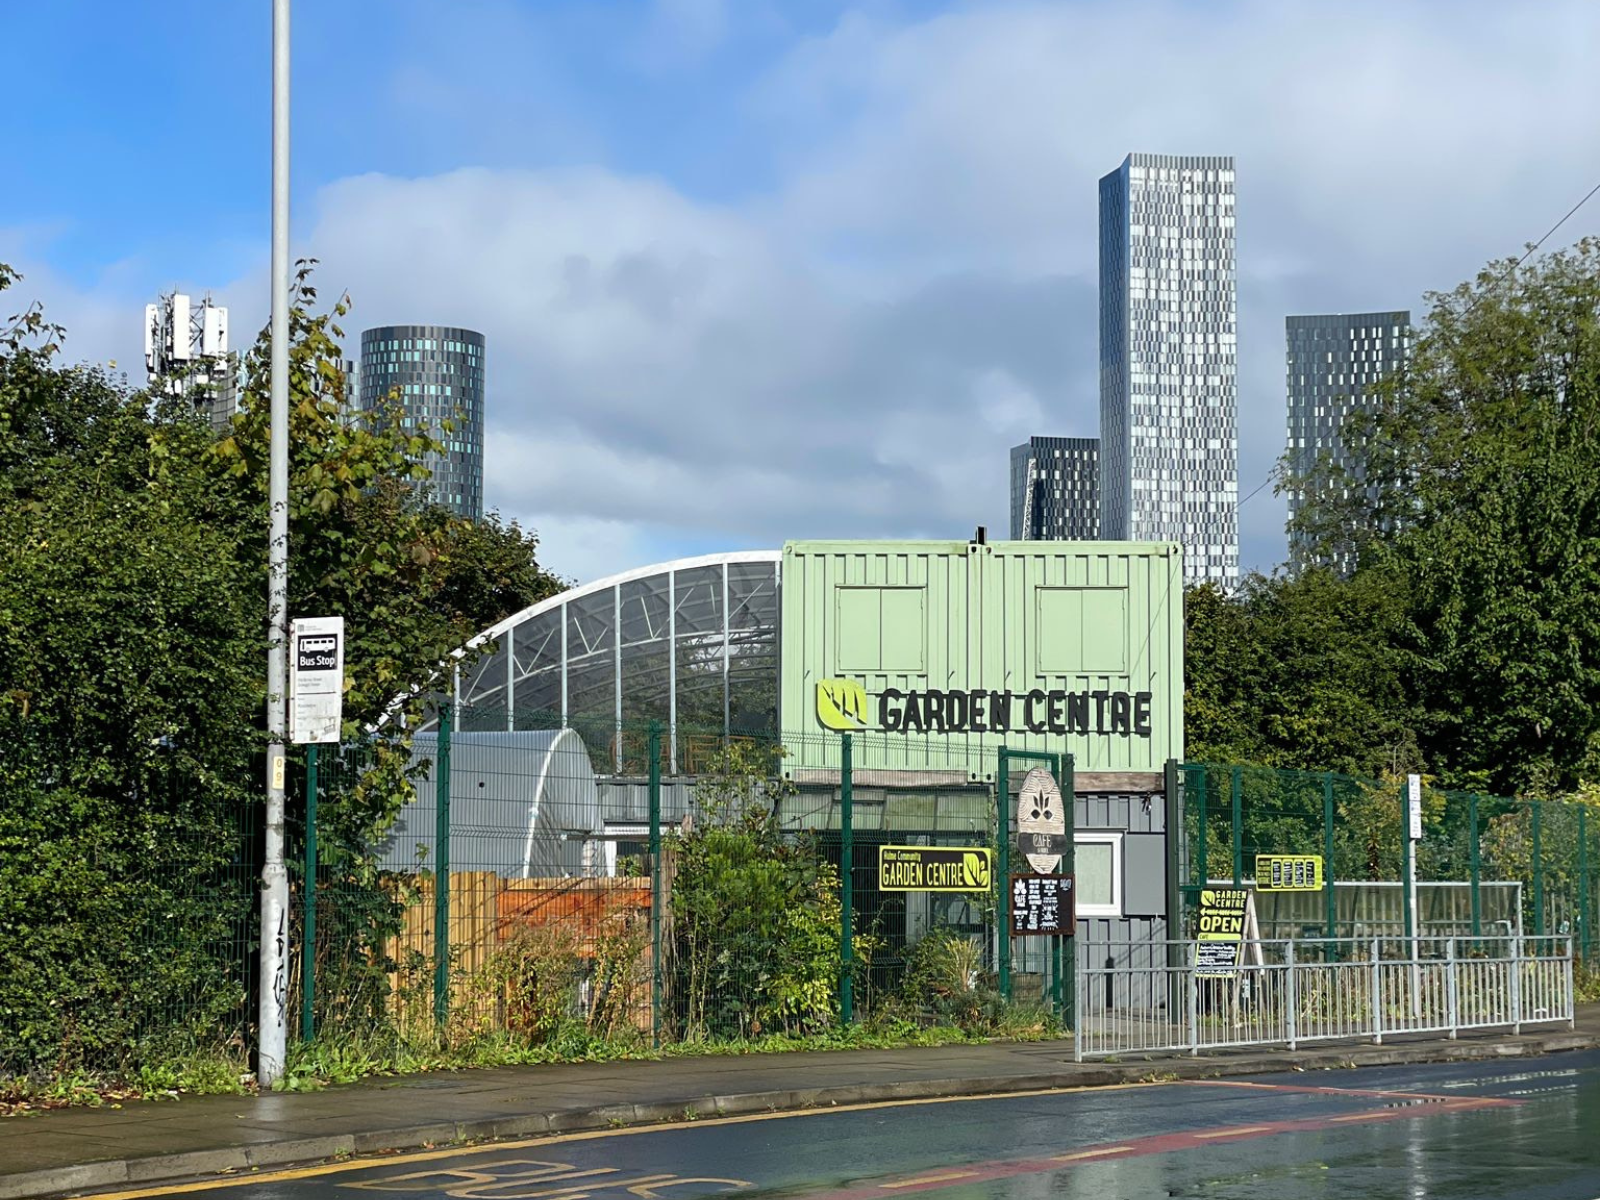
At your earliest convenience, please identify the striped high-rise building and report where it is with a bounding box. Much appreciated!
[1099,154,1238,584]
[1284,311,1411,573]
[1009,436,1099,540]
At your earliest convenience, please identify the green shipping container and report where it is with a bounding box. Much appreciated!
[780,539,1184,773]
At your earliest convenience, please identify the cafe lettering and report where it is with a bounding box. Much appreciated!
[877,687,1153,738]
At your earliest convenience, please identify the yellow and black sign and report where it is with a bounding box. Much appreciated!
[814,677,1156,738]
[1255,854,1323,891]
[1196,888,1250,977]
[816,678,871,731]
[879,845,993,892]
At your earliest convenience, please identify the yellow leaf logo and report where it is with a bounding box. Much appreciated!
[816,678,870,731]
[962,851,991,890]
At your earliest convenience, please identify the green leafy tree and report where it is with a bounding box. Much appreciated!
[0,268,260,1074]
[209,263,565,845]
[668,742,840,1039]
[0,262,565,1080]
[1287,239,1600,793]
[1184,570,1419,777]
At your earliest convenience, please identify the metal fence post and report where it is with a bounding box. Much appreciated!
[1566,941,1576,1030]
[1531,800,1544,937]
[1073,960,1084,1063]
[433,704,452,1032]
[1188,941,1200,1056]
[1285,938,1298,1051]
[1510,934,1522,1035]
[300,745,318,1044]
[1402,792,1414,944]
[648,721,662,1047]
[1446,937,1458,1039]
[1164,759,1184,1022]
[1195,766,1208,890]
[1469,794,1482,938]
[1579,806,1591,962]
[1062,752,1076,1032]
[1230,765,1243,888]
[1323,772,1337,946]
[1371,937,1383,1045]
[1050,753,1063,1020]
[840,731,854,1026]
[997,746,1011,1002]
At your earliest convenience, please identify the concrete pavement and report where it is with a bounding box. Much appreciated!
[3,1010,1597,1200]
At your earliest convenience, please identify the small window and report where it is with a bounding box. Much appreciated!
[603,825,651,876]
[1074,832,1123,917]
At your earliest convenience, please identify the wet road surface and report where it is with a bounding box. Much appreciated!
[90,1050,1600,1200]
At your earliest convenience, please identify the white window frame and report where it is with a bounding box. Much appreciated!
[1074,831,1124,918]
[602,824,650,877]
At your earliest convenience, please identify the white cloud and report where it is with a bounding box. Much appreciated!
[0,227,147,375]
[300,165,1085,578]
[512,512,657,589]
[30,1,1600,584]
[632,0,732,68]
[753,0,1600,568]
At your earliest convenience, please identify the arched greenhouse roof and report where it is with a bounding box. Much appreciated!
[421,551,782,773]
[375,729,601,878]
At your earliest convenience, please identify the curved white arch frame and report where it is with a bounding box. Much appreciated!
[436,549,782,774]
[521,726,590,878]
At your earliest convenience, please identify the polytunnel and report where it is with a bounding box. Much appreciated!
[373,729,602,878]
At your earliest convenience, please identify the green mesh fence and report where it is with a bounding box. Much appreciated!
[13,707,1594,1084]
[0,736,258,1081]
[1177,763,1598,959]
[288,706,1074,1052]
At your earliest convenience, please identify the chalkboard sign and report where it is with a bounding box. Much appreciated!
[1009,874,1075,936]
[1195,888,1250,978]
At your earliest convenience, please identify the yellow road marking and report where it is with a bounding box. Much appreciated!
[340,1161,620,1193]
[1193,1126,1272,1139]
[82,1080,1170,1200]
[1052,1146,1136,1161]
[879,1170,979,1188]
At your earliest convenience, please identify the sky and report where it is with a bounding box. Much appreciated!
[6,0,1600,584]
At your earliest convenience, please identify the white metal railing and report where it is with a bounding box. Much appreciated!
[1073,936,1575,1061]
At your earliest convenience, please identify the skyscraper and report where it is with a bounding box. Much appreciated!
[1009,436,1099,540]
[359,325,486,519]
[1284,311,1411,573]
[1099,154,1238,584]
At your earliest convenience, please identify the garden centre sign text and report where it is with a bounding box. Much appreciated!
[817,679,1153,738]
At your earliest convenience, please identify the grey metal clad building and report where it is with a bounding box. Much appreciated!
[1285,311,1411,573]
[359,325,486,519]
[1008,436,1100,540]
[1099,153,1238,585]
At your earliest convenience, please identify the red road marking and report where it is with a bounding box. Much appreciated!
[1179,1078,1521,1106]
[795,1084,1519,1200]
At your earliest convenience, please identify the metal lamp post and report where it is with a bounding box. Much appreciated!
[258,0,292,1091]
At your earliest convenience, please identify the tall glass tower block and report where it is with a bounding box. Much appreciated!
[1284,311,1411,573]
[1009,436,1099,540]
[1099,154,1238,584]
[359,325,486,519]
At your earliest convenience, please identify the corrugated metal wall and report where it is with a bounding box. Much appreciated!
[779,539,1183,772]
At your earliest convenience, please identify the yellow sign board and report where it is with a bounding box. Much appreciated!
[878,845,993,892]
[1196,888,1249,977]
[1254,854,1324,891]
[816,678,870,731]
